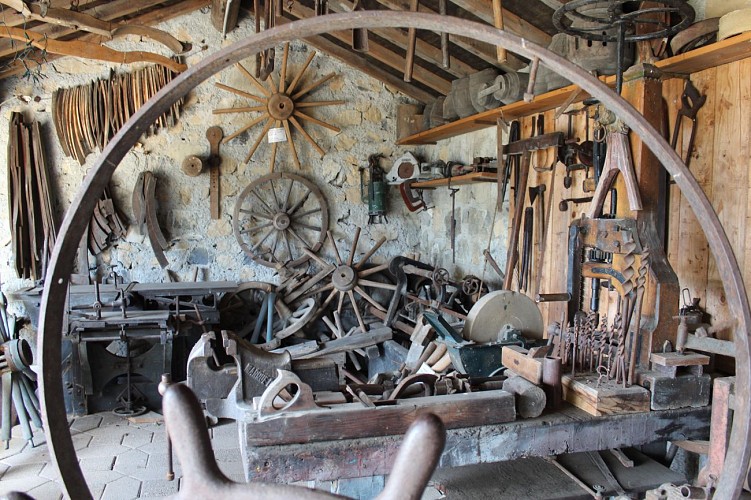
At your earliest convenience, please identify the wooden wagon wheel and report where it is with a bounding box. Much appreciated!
[233,172,329,268]
[214,42,344,172]
[299,227,395,334]
[219,281,317,342]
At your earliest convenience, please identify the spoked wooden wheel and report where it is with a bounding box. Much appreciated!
[214,42,343,171]
[304,228,395,333]
[219,282,316,342]
[233,172,329,268]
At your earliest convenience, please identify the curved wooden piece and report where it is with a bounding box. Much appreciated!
[0,27,187,73]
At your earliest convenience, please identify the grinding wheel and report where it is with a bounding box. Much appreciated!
[463,290,544,343]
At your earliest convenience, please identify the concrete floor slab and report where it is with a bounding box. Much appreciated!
[25,480,64,500]
[139,479,179,498]
[113,449,149,476]
[101,475,142,500]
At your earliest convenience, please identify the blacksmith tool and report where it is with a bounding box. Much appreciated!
[670,79,706,169]
[502,132,564,290]
[206,126,223,220]
[519,206,533,292]
[449,182,459,263]
[559,196,593,212]
[497,120,520,211]
[529,183,548,296]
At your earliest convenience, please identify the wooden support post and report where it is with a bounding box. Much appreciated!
[619,67,681,365]
[492,0,506,64]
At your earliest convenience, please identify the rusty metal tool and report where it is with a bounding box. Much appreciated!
[519,206,534,292]
[449,183,459,263]
[399,179,428,212]
[206,126,223,220]
[529,183,548,296]
[559,196,593,212]
[502,132,563,290]
[670,80,706,169]
[497,120,520,211]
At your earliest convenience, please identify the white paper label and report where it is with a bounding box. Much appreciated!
[268,127,287,143]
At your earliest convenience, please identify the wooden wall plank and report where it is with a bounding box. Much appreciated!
[740,58,751,314]
[674,69,716,315]
[704,62,743,329]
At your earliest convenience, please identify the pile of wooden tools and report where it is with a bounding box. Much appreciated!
[52,63,183,164]
[0,285,42,449]
[7,112,57,281]
[87,188,127,256]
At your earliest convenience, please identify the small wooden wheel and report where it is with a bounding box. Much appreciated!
[233,172,329,268]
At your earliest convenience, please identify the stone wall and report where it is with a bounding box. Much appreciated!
[0,8,511,324]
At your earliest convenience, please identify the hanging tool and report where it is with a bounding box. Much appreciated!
[520,206,534,292]
[559,196,593,212]
[132,171,170,268]
[528,184,547,295]
[399,179,428,212]
[259,0,276,80]
[449,183,460,263]
[360,154,388,224]
[670,80,706,169]
[501,132,564,290]
[497,120,520,211]
[587,110,643,217]
[206,126,223,220]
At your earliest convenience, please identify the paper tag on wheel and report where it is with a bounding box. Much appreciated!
[268,127,287,143]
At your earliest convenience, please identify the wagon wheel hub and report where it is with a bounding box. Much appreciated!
[268,93,294,120]
[332,265,357,292]
[273,212,291,230]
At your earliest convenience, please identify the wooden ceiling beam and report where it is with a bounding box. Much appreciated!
[0,0,208,80]
[0,0,177,59]
[285,2,452,95]
[275,15,436,103]
[371,0,525,71]
[449,0,551,47]
[326,0,475,79]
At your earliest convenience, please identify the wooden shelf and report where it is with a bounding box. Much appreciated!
[397,31,751,146]
[412,171,497,188]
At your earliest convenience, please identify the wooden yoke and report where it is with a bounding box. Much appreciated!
[619,65,680,364]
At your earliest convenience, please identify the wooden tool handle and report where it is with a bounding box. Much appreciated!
[206,126,223,220]
[492,0,506,64]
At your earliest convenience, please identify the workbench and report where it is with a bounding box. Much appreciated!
[241,405,710,489]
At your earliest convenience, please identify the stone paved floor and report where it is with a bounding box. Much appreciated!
[0,412,244,500]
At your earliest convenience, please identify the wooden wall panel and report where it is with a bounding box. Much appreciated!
[505,57,750,351]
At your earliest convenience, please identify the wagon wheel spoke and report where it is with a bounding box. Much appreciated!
[348,290,367,333]
[347,227,361,267]
[240,221,273,235]
[355,285,386,312]
[238,209,272,220]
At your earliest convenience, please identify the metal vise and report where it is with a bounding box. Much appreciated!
[187,330,339,422]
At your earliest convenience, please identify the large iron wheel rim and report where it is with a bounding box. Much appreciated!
[552,0,695,43]
[233,172,329,268]
[38,12,751,499]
